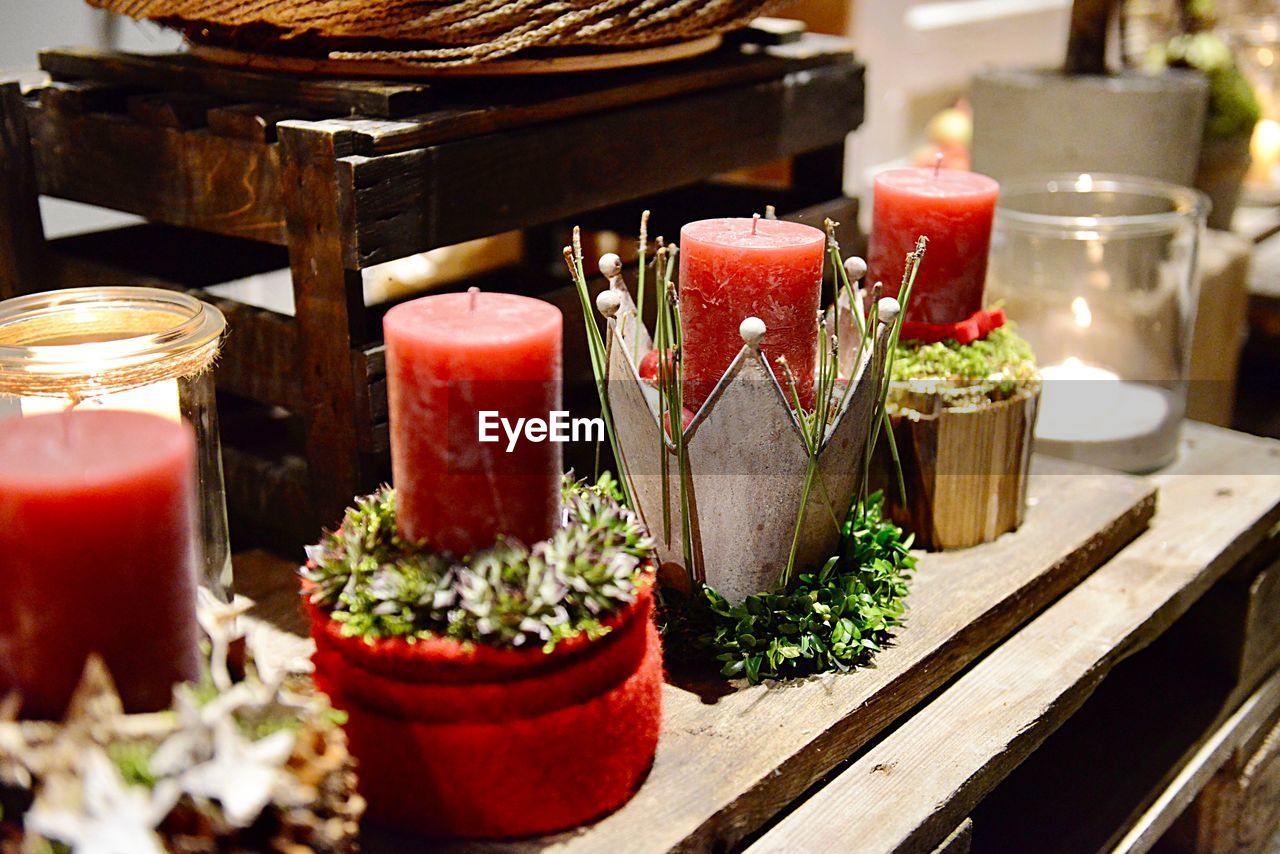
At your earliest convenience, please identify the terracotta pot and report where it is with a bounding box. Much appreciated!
[305,579,663,839]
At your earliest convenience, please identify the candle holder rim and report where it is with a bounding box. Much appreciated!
[0,286,225,379]
[994,173,1209,237]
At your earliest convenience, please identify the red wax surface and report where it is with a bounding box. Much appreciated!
[0,410,200,719]
[679,218,824,410]
[867,168,1000,324]
[384,291,563,555]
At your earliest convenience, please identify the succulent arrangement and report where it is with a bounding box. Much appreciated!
[0,602,362,852]
[302,475,656,651]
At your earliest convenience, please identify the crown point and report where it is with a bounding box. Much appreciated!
[844,256,868,281]
[739,316,767,347]
[877,297,901,323]
[599,253,623,279]
[596,289,623,318]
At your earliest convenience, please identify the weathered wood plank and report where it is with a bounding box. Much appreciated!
[343,61,865,267]
[207,102,309,143]
[126,91,221,130]
[749,423,1280,854]
[37,79,139,113]
[39,48,432,118]
[326,457,1148,851]
[332,46,859,155]
[279,121,368,531]
[26,104,285,243]
[0,82,47,298]
[1111,668,1280,853]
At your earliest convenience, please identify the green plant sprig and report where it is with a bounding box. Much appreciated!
[564,230,633,507]
[673,492,915,683]
[301,476,655,652]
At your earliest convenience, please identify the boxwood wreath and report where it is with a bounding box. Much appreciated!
[301,474,654,652]
[673,492,915,683]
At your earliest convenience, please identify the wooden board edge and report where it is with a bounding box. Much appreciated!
[689,477,1158,850]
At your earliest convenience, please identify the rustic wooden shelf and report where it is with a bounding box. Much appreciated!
[237,452,1158,851]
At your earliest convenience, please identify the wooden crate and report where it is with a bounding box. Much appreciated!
[0,35,866,546]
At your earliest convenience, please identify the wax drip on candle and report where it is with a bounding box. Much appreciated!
[752,213,760,235]
[468,286,480,311]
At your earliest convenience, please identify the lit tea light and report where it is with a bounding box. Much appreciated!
[1036,357,1182,472]
[20,380,181,421]
[1070,296,1093,329]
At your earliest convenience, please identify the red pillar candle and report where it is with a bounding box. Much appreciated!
[384,291,563,555]
[867,168,1000,325]
[679,218,825,411]
[0,410,200,719]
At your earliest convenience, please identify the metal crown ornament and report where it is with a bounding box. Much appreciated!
[594,255,897,604]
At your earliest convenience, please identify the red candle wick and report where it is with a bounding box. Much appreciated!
[933,151,944,179]
[468,286,480,312]
[752,213,760,236]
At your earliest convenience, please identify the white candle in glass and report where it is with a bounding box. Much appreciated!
[1035,357,1182,472]
[20,379,182,422]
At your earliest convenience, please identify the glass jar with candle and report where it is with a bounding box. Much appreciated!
[987,174,1208,472]
[0,287,231,595]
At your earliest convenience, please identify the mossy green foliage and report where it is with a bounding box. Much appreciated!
[674,494,915,684]
[302,475,656,652]
[890,325,1038,407]
[1150,32,1261,140]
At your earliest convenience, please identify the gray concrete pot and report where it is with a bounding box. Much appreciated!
[971,68,1210,187]
[1196,134,1252,230]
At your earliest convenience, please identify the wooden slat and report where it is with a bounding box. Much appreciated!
[0,81,46,298]
[126,91,221,129]
[329,44,858,155]
[342,61,865,267]
[207,102,311,143]
[1111,668,1280,853]
[37,80,139,113]
[202,294,303,409]
[39,48,432,118]
[748,423,1280,854]
[26,104,285,244]
[278,120,368,531]
[1240,561,1280,692]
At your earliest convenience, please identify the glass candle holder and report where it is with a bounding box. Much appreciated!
[0,287,231,596]
[987,174,1208,472]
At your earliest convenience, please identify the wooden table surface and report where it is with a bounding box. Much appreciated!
[750,422,1280,853]
[236,422,1280,853]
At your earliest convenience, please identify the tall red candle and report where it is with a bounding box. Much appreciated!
[867,168,1000,324]
[679,218,824,411]
[384,291,563,555]
[0,410,200,719]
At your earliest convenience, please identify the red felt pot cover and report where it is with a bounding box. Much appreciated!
[312,592,653,723]
[307,582,663,838]
[304,579,653,685]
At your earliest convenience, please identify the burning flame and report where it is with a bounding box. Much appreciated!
[1071,296,1093,329]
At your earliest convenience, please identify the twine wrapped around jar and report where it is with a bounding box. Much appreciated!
[87,0,784,65]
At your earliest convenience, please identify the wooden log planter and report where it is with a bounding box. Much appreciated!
[882,384,1041,551]
[304,578,663,839]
